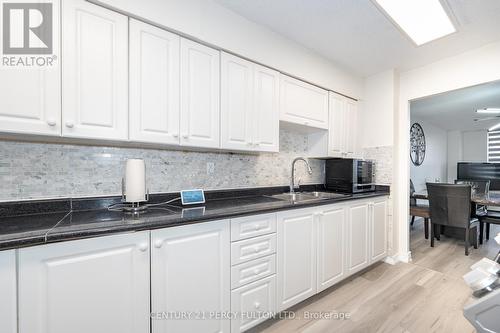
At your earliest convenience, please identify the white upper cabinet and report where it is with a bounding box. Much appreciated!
[280,74,329,129]
[62,0,128,140]
[18,232,150,333]
[221,52,255,151]
[0,0,61,137]
[221,52,279,152]
[328,91,358,157]
[0,250,16,333]
[252,64,280,152]
[151,220,230,333]
[180,38,220,148]
[129,19,180,145]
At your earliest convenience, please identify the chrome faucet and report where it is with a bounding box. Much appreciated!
[290,157,313,193]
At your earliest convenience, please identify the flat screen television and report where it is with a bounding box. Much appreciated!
[457,162,500,190]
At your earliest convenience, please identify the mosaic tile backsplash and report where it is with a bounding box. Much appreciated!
[362,145,393,185]
[0,129,325,201]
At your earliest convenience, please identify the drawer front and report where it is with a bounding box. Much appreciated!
[231,234,276,265]
[231,213,277,241]
[231,275,276,333]
[231,255,276,289]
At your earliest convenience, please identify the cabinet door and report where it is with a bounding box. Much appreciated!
[279,74,328,129]
[151,220,230,333]
[180,38,220,148]
[252,64,279,152]
[0,250,16,333]
[0,0,61,136]
[220,52,254,150]
[18,232,150,333]
[62,0,128,140]
[346,202,370,274]
[328,92,346,156]
[317,206,346,292]
[370,199,388,262]
[129,19,180,144]
[277,209,316,311]
[344,99,358,157]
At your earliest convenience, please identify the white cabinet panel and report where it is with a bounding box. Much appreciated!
[253,64,279,152]
[280,74,328,129]
[277,208,316,311]
[370,199,388,262]
[347,202,370,274]
[129,19,180,144]
[18,232,150,333]
[221,52,253,150]
[0,250,16,333]
[180,38,220,148]
[62,0,128,140]
[328,92,358,157]
[317,205,346,292]
[231,234,276,265]
[230,213,276,241]
[0,0,61,136]
[151,220,230,333]
[231,275,276,333]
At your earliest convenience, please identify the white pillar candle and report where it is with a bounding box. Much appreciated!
[124,159,146,203]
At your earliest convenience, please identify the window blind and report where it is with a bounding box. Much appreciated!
[488,130,500,162]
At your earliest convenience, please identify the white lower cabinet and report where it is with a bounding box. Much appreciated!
[18,232,151,333]
[0,250,16,333]
[231,275,276,333]
[316,204,346,292]
[346,201,370,275]
[370,199,388,262]
[151,220,230,333]
[277,208,317,311]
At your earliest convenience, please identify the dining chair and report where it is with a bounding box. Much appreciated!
[426,183,479,255]
[455,179,490,244]
[409,179,430,239]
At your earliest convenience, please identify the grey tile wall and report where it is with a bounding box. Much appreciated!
[363,145,393,185]
[0,129,325,201]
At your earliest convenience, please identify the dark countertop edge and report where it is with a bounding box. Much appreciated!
[0,191,389,251]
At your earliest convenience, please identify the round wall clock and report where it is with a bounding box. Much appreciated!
[410,123,426,166]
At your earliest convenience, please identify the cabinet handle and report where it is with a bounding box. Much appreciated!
[254,302,261,309]
[154,240,163,248]
[253,246,260,253]
[138,243,148,252]
[182,134,188,139]
[247,142,252,146]
[253,224,261,231]
[47,119,57,126]
[253,268,260,275]
[65,121,74,128]
[173,133,179,138]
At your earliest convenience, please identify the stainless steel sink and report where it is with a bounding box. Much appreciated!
[268,191,349,204]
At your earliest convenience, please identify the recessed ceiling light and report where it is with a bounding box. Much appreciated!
[373,0,456,46]
[476,108,500,114]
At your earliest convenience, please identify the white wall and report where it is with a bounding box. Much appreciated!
[395,40,500,262]
[93,0,363,99]
[462,130,487,162]
[409,118,448,192]
[447,130,463,182]
[360,70,396,148]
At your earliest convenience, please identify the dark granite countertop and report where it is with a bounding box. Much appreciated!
[0,185,389,250]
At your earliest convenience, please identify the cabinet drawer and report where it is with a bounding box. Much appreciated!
[231,255,276,289]
[231,275,276,333]
[231,234,276,265]
[231,213,276,241]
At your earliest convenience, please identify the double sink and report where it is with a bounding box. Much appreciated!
[267,191,350,204]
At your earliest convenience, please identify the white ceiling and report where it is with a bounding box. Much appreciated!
[215,0,500,77]
[410,80,500,131]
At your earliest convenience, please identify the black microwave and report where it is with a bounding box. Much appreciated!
[325,159,375,193]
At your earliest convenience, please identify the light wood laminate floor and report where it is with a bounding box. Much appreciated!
[252,219,500,333]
